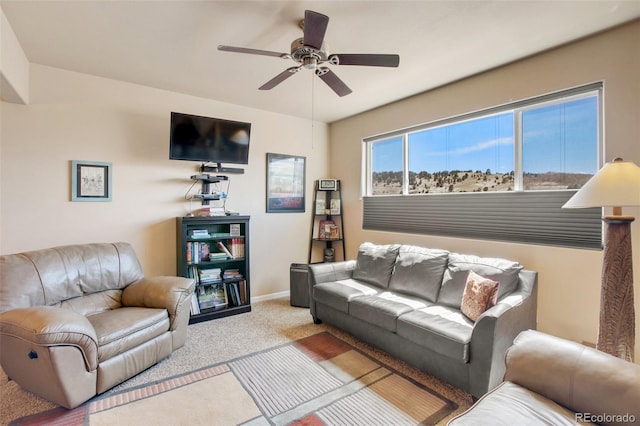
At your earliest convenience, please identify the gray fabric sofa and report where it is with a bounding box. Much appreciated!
[0,242,195,409]
[308,242,538,398]
[448,329,640,425]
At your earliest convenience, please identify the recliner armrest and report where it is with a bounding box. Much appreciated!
[122,276,195,330]
[0,306,99,371]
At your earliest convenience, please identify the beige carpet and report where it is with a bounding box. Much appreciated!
[1,298,472,425]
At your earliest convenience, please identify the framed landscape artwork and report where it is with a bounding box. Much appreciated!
[266,153,306,213]
[71,160,112,202]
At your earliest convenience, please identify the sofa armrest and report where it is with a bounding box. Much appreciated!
[505,330,640,426]
[308,260,357,286]
[308,260,357,319]
[467,269,538,398]
[0,306,99,371]
[122,276,195,330]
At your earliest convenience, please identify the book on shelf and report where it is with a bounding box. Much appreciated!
[226,281,245,306]
[222,268,243,280]
[190,293,200,315]
[190,229,211,239]
[230,224,241,237]
[187,241,211,264]
[318,220,339,239]
[229,238,245,258]
[315,199,326,215]
[197,283,227,310]
[208,252,228,261]
[215,241,233,258]
[198,268,221,284]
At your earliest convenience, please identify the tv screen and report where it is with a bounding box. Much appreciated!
[169,112,251,165]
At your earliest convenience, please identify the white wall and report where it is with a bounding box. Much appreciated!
[330,20,640,361]
[0,8,29,104]
[0,64,329,298]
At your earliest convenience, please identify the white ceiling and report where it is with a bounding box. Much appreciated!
[2,1,639,123]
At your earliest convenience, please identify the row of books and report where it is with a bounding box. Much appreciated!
[189,280,247,314]
[186,239,245,264]
[189,224,241,239]
[187,265,244,286]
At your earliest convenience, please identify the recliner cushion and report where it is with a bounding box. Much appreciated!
[437,253,523,309]
[352,242,400,289]
[388,245,449,302]
[88,307,169,362]
[349,292,430,332]
[397,305,473,362]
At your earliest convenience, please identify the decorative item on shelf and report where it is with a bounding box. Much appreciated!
[323,248,335,263]
[563,157,640,362]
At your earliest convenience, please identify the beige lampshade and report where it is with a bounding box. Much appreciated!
[562,158,640,209]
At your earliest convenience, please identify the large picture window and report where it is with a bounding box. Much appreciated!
[363,83,603,249]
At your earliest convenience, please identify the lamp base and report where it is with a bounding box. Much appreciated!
[597,216,635,362]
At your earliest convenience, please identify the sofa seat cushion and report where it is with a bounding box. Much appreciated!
[313,279,379,314]
[349,292,431,332]
[389,245,449,302]
[447,381,585,425]
[397,305,473,362]
[88,307,170,362]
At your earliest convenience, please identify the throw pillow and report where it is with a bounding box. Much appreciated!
[437,253,523,309]
[352,242,400,289]
[461,271,500,322]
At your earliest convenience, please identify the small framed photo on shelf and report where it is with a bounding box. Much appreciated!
[71,160,112,202]
[330,199,341,215]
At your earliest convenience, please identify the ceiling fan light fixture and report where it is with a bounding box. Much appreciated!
[303,56,318,69]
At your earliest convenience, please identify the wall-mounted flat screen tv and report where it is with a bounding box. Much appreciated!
[169,112,251,165]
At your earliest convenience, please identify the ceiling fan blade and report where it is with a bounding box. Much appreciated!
[329,54,400,67]
[303,10,329,50]
[315,67,352,97]
[259,67,300,90]
[218,45,288,59]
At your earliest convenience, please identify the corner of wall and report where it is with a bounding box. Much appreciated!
[1,7,29,104]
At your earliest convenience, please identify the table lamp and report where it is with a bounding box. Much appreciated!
[563,158,640,361]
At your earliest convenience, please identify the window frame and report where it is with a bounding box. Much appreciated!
[361,83,604,249]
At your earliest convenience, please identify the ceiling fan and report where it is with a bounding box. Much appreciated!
[218,10,400,97]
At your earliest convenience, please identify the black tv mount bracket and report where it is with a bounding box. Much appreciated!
[200,163,245,174]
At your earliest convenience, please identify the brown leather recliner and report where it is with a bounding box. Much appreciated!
[0,242,195,409]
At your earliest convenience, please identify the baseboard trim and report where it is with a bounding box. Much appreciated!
[252,291,290,303]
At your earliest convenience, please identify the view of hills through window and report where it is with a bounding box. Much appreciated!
[371,96,598,195]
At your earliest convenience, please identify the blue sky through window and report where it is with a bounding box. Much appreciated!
[372,95,597,177]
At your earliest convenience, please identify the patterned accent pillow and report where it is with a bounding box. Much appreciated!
[461,271,500,322]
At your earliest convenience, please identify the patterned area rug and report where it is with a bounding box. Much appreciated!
[10,332,457,426]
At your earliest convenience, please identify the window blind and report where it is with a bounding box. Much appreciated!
[363,191,602,249]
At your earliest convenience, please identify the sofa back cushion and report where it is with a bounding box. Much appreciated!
[388,245,449,302]
[437,253,523,309]
[352,242,400,289]
[0,242,144,313]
